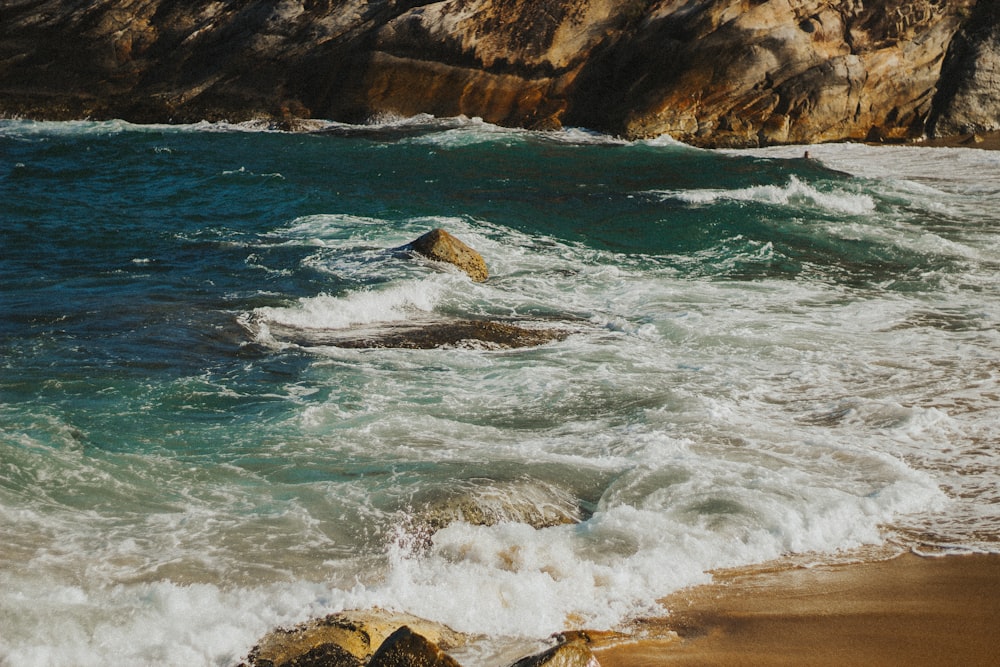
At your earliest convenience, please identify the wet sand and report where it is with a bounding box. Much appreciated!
[592,553,1000,667]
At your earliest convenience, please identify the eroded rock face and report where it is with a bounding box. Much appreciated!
[0,1,994,145]
[930,2,1000,136]
[568,0,980,145]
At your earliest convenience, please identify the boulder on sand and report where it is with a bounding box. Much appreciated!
[409,229,488,282]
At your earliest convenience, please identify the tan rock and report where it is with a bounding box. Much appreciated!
[0,0,992,146]
[241,616,369,667]
[412,478,585,535]
[410,229,488,283]
[929,3,1000,137]
[242,609,468,667]
[369,626,463,667]
[509,635,601,667]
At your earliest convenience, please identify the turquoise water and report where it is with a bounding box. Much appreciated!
[2,117,999,665]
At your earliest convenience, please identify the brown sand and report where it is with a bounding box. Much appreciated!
[591,553,1000,667]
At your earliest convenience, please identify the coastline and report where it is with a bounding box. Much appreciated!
[591,552,1000,666]
[913,130,1000,151]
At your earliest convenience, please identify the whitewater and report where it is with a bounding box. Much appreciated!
[1,117,998,665]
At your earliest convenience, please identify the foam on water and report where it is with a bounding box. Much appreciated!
[251,280,447,331]
[3,119,1000,665]
[659,175,877,215]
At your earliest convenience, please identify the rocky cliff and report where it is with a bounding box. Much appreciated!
[1,0,997,146]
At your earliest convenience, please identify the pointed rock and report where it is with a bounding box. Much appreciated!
[368,626,463,667]
[410,229,488,282]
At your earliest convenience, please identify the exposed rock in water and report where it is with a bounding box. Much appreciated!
[408,478,588,539]
[241,610,468,667]
[240,610,610,667]
[1,1,995,146]
[408,229,488,283]
[369,626,463,667]
[509,635,601,667]
[257,317,568,350]
[327,319,566,350]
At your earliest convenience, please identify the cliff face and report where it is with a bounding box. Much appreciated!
[1,0,996,146]
[929,2,1000,137]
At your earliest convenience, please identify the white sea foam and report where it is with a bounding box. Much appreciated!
[5,120,1000,666]
[660,175,876,215]
[253,280,447,331]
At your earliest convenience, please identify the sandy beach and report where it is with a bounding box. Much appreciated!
[591,553,1000,666]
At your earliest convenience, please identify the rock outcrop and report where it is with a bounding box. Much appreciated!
[338,319,565,350]
[241,610,467,667]
[369,626,464,667]
[510,636,601,667]
[1,1,996,146]
[929,2,1000,136]
[408,229,489,283]
[241,612,604,667]
[261,318,569,350]
[405,477,587,545]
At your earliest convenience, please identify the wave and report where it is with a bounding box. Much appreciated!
[657,175,876,216]
[0,115,637,148]
[248,280,447,335]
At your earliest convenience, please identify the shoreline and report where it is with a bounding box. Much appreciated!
[590,552,1000,666]
[910,130,1000,151]
[3,115,999,152]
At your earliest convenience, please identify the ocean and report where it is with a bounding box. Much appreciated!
[1,117,998,665]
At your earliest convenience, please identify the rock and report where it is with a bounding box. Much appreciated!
[411,478,586,536]
[369,626,463,667]
[569,0,976,145]
[0,1,992,146]
[509,635,601,667]
[242,610,467,667]
[409,229,488,283]
[929,2,1000,137]
[258,317,568,350]
[330,319,564,350]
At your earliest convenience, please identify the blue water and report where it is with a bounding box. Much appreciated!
[2,118,999,665]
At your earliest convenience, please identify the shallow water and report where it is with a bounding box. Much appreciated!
[1,117,999,665]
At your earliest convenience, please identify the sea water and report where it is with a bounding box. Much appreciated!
[1,117,998,665]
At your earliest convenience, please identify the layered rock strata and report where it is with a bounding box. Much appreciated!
[1,1,996,146]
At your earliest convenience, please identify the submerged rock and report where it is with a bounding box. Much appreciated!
[409,229,488,283]
[329,319,565,350]
[410,478,587,537]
